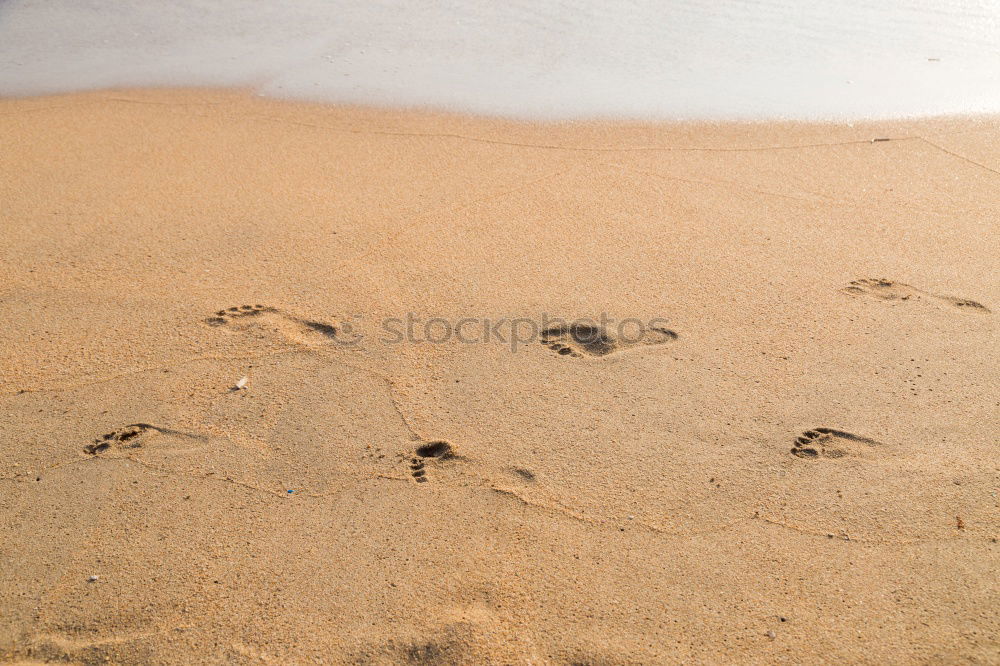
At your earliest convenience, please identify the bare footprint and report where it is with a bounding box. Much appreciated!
[83,423,203,455]
[539,322,677,359]
[204,305,360,346]
[843,279,990,313]
[84,424,154,454]
[408,441,456,483]
[790,427,880,459]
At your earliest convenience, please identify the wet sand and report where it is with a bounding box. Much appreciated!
[0,88,997,664]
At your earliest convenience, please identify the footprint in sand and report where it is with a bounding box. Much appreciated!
[83,424,156,454]
[842,279,990,313]
[204,305,360,346]
[408,441,455,483]
[539,322,677,359]
[84,424,203,455]
[790,427,881,459]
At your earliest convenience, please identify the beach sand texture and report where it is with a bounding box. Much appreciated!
[0,89,998,664]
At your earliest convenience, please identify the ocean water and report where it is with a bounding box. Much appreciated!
[0,0,998,119]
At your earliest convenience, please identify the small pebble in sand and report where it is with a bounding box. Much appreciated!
[234,376,248,390]
[87,575,99,582]
[766,630,776,640]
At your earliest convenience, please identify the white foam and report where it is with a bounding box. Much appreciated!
[1,0,998,119]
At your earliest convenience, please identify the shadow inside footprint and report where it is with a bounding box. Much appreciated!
[791,427,880,459]
[300,320,339,338]
[510,467,536,482]
[415,441,454,459]
[941,297,991,313]
[408,441,457,483]
[84,424,153,454]
[540,321,677,358]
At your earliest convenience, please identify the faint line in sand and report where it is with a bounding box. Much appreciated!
[0,349,305,398]
[917,136,1000,177]
[0,92,229,117]
[246,112,922,154]
[10,94,997,163]
[5,446,975,549]
[465,465,977,546]
[121,455,292,499]
[26,624,195,656]
[754,514,974,546]
[0,99,925,154]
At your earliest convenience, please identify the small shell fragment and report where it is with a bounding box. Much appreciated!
[235,376,248,390]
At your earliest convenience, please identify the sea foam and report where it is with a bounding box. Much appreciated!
[1,0,998,119]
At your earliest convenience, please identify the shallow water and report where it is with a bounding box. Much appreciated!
[1,0,998,119]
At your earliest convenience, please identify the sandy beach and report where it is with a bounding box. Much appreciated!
[0,88,998,664]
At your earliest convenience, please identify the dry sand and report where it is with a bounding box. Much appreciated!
[0,89,997,664]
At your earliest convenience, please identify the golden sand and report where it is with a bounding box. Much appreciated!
[0,89,997,664]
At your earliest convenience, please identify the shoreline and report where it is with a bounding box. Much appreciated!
[6,85,1000,135]
[2,2,998,119]
[7,85,1000,126]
